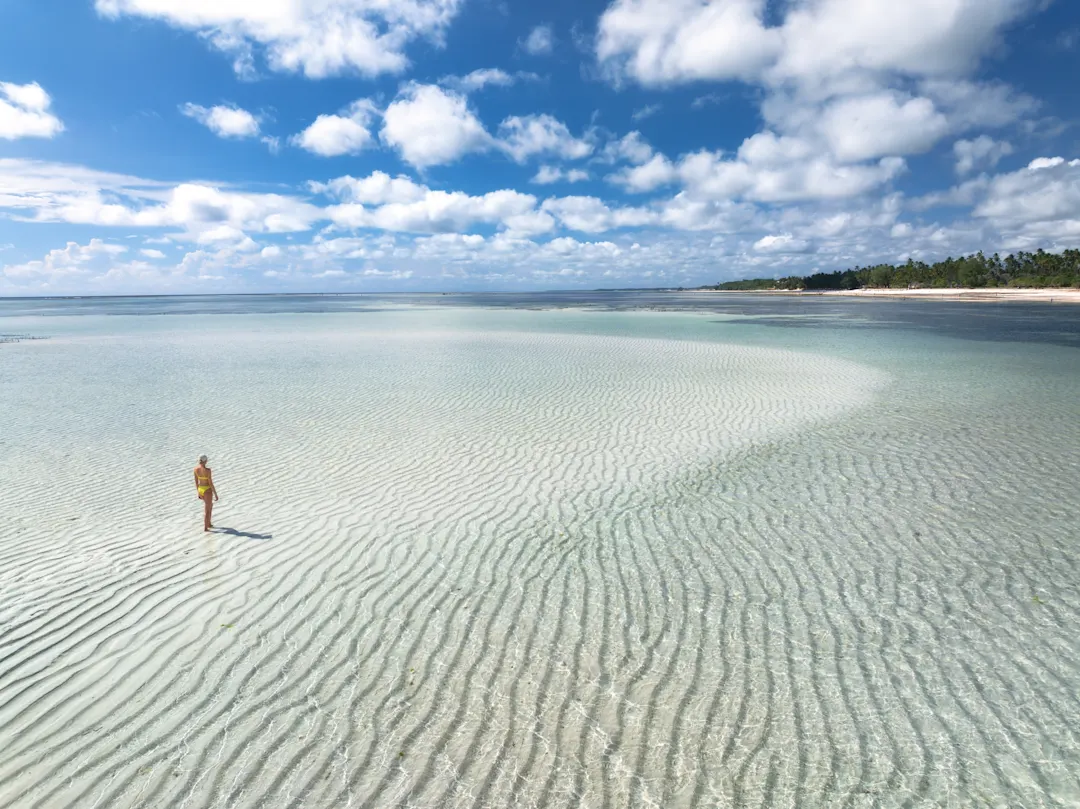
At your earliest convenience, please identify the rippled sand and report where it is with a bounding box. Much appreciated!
[1,309,1078,808]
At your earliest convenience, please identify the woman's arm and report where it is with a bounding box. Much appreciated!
[209,470,219,501]
[194,470,201,496]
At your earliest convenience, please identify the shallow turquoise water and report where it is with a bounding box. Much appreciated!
[1,298,1078,808]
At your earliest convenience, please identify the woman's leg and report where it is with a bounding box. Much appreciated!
[203,492,213,531]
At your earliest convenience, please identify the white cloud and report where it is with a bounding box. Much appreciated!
[541,196,655,233]
[312,171,427,204]
[753,233,812,254]
[1027,157,1069,171]
[543,237,621,257]
[608,153,676,192]
[312,172,547,235]
[954,136,1013,176]
[497,115,593,163]
[441,68,536,93]
[95,0,464,79]
[593,0,1044,199]
[0,160,323,245]
[600,131,655,165]
[676,145,906,204]
[597,0,779,86]
[503,210,557,238]
[180,103,261,138]
[632,104,662,122]
[292,100,377,157]
[521,25,554,55]
[912,175,992,210]
[656,193,759,232]
[0,159,171,217]
[596,0,1043,89]
[362,268,413,279]
[974,158,1080,225]
[772,0,1041,88]
[816,92,950,162]
[0,81,64,140]
[919,79,1039,130]
[330,187,540,234]
[532,166,590,185]
[381,84,491,168]
[10,136,1080,292]
[2,239,126,282]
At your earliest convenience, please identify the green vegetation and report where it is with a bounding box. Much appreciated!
[703,249,1080,291]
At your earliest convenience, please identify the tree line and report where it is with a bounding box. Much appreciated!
[706,249,1080,291]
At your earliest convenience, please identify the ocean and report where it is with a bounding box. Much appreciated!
[1,293,1078,808]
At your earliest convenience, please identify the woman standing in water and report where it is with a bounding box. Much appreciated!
[194,455,219,532]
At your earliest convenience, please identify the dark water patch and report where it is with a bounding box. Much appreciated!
[3,292,1078,349]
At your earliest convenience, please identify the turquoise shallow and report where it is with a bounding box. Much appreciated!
[1,294,1078,808]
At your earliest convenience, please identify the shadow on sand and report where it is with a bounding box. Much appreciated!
[212,527,273,540]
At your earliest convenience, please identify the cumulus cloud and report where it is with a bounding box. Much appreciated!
[815,92,950,163]
[521,24,554,55]
[2,239,126,282]
[608,154,676,192]
[95,0,463,79]
[292,100,377,157]
[919,79,1039,130]
[9,138,1080,292]
[541,196,655,233]
[329,187,541,234]
[441,68,536,93]
[596,0,1043,89]
[954,136,1013,176]
[381,84,491,167]
[597,0,780,86]
[600,131,655,165]
[307,170,553,236]
[181,103,261,138]
[532,166,590,185]
[674,142,906,204]
[311,171,427,205]
[753,233,813,254]
[594,0,1044,192]
[0,81,64,140]
[497,115,593,163]
[974,157,1080,225]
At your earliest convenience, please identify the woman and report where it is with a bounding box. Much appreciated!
[194,455,219,532]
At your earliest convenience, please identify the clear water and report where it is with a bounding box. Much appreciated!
[1,294,1078,808]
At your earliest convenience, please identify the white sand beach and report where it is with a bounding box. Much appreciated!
[820,287,1080,302]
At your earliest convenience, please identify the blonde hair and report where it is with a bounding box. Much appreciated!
[198,455,208,464]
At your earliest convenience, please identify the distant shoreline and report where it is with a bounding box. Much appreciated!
[685,287,1080,303]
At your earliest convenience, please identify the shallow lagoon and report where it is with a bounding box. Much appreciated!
[1,295,1078,808]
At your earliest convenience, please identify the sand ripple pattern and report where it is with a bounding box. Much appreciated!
[1,315,1078,808]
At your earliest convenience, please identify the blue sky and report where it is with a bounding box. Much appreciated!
[1,0,1079,294]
